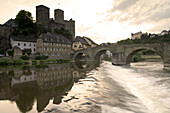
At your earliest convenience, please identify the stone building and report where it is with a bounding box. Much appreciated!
[72,36,98,51]
[10,35,37,54]
[36,5,75,40]
[13,46,22,58]
[131,31,142,40]
[36,33,72,59]
[36,64,72,87]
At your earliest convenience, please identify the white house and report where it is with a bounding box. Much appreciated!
[160,30,168,36]
[131,31,142,40]
[11,70,37,87]
[10,35,37,53]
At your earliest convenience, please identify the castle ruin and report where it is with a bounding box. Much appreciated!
[36,5,75,39]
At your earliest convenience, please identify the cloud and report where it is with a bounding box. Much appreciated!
[107,0,170,25]
[111,0,139,12]
[76,24,93,33]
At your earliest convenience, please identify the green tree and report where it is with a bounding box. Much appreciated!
[22,49,32,55]
[14,10,38,36]
[7,49,14,56]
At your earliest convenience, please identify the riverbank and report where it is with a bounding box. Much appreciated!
[102,55,162,63]
[0,58,71,66]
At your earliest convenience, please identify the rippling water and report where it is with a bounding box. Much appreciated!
[0,61,170,113]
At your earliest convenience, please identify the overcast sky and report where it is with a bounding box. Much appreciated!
[0,0,170,44]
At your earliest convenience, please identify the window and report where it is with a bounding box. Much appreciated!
[34,44,36,47]
[29,44,31,47]
[18,43,20,46]
[34,48,36,52]
[74,45,77,48]
[24,43,26,46]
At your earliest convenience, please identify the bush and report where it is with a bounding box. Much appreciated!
[20,55,29,60]
[12,59,22,65]
[32,60,37,65]
[0,58,9,65]
[131,54,144,62]
[35,55,48,60]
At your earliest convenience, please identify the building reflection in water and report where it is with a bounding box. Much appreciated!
[0,61,99,113]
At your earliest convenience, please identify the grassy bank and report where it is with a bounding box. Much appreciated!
[0,58,71,66]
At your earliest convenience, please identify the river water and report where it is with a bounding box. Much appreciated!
[0,61,170,113]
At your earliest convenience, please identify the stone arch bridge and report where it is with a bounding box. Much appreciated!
[72,43,170,70]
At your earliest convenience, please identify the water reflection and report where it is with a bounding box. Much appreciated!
[0,61,99,113]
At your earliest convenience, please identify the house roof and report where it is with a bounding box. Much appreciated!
[11,35,37,42]
[39,32,71,44]
[74,36,90,45]
[36,5,49,9]
[85,37,98,45]
[13,46,21,50]
[131,31,142,35]
[161,30,168,33]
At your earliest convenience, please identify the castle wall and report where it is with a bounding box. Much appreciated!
[64,20,75,39]
[49,20,65,32]
[0,25,12,54]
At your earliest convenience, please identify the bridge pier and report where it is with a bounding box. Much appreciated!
[163,58,170,71]
[163,43,170,71]
[112,52,128,66]
[164,63,170,70]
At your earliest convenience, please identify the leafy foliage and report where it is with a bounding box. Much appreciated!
[35,55,48,60]
[20,55,29,60]
[22,49,32,55]
[0,58,22,65]
[7,49,14,56]
[131,53,144,62]
[117,34,170,44]
[13,10,39,36]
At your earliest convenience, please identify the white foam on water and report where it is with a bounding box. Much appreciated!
[102,62,170,113]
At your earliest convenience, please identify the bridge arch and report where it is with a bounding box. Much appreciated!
[74,52,87,62]
[94,49,112,61]
[125,48,163,64]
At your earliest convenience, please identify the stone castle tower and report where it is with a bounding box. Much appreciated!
[36,5,75,39]
[54,9,64,23]
[36,5,50,29]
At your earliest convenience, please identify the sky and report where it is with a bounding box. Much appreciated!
[0,0,170,44]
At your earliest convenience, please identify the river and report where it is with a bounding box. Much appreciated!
[0,61,169,113]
